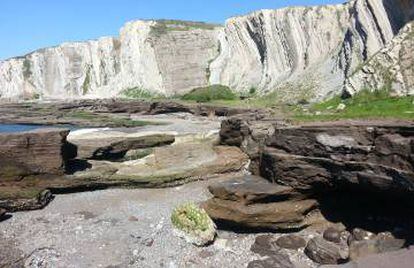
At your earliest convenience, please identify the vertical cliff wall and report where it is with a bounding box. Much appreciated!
[0,0,413,101]
[211,0,414,101]
[0,20,221,100]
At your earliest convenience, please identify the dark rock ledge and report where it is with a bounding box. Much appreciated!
[202,117,414,266]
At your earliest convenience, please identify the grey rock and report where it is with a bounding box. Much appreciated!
[305,237,348,264]
[351,228,376,242]
[345,22,414,97]
[250,235,279,256]
[247,254,294,268]
[325,247,414,268]
[275,235,307,250]
[324,227,348,244]
[349,236,406,261]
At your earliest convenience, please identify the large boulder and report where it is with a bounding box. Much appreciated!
[0,128,72,180]
[253,121,414,200]
[202,176,318,230]
[203,197,318,230]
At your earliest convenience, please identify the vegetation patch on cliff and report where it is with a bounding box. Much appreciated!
[151,20,221,36]
[181,85,237,103]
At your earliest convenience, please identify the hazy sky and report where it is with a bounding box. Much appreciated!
[0,0,345,60]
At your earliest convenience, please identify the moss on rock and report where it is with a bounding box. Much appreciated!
[171,202,216,246]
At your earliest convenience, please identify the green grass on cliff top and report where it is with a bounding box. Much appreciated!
[293,89,414,121]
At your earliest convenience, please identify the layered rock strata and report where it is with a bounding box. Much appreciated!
[1,0,413,101]
[221,117,414,200]
[202,175,320,231]
[0,128,72,179]
[344,21,414,96]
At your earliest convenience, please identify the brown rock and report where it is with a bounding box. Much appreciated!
[208,175,303,205]
[261,148,414,196]
[304,237,348,264]
[276,235,307,250]
[202,198,318,230]
[0,128,71,180]
[70,134,175,160]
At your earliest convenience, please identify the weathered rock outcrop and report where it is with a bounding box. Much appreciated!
[1,0,413,101]
[261,122,414,198]
[221,117,414,200]
[344,21,414,96]
[0,129,73,211]
[0,128,72,179]
[202,175,319,230]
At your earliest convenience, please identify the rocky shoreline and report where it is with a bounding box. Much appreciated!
[1,100,414,267]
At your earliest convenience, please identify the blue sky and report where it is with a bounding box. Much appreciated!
[0,0,345,60]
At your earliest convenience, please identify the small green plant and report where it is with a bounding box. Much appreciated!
[171,202,216,246]
[181,85,237,102]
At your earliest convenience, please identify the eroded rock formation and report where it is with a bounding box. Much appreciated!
[344,21,414,96]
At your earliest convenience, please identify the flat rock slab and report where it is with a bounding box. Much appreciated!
[68,131,175,159]
[0,143,249,211]
[208,175,304,205]
[202,197,318,230]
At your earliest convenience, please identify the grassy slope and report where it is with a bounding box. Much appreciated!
[119,84,414,121]
[293,89,414,121]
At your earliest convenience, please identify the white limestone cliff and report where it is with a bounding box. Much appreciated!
[344,21,414,96]
[211,0,413,101]
[0,0,413,102]
[0,20,221,100]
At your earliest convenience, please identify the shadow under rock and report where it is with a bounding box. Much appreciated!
[64,159,92,175]
[316,189,414,246]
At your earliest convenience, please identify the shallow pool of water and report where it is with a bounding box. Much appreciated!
[0,124,76,133]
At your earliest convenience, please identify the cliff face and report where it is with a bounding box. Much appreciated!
[212,0,413,101]
[0,0,413,101]
[0,20,221,100]
[344,21,414,96]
